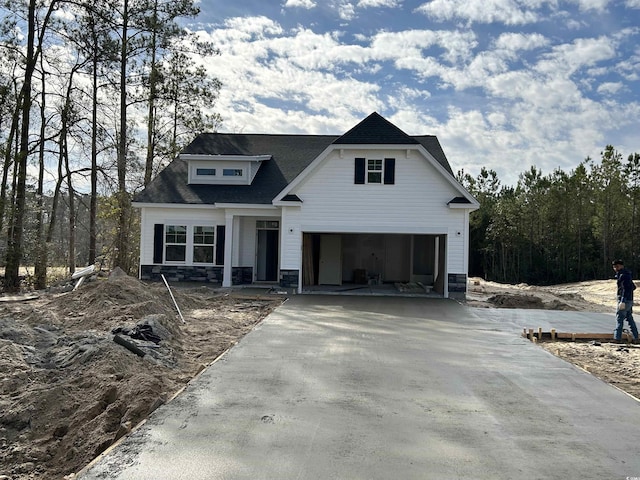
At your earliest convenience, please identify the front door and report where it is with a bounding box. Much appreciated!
[256,221,279,282]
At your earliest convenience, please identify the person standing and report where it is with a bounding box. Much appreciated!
[612,259,639,343]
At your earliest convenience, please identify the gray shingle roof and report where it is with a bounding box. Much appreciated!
[333,112,419,145]
[134,113,454,206]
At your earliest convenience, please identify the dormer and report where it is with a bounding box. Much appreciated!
[182,154,271,185]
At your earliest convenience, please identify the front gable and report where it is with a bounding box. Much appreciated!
[274,113,478,210]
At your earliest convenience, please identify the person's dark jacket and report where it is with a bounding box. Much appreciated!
[616,267,636,302]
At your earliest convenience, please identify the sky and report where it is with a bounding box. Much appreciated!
[189,0,640,186]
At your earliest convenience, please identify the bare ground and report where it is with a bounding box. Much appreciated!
[0,271,283,480]
[466,277,640,401]
[1,274,636,479]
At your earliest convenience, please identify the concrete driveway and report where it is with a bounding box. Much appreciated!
[79,296,640,479]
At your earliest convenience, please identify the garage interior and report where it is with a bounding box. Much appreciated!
[302,233,445,295]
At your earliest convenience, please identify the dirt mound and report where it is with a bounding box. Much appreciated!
[466,277,613,313]
[0,274,283,479]
[487,293,544,308]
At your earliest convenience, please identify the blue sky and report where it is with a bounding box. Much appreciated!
[190,0,640,186]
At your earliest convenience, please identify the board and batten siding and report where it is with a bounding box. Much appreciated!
[139,206,225,265]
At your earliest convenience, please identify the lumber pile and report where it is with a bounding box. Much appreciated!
[522,327,634,343]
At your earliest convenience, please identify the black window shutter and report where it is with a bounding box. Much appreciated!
[153,224,164,263]
[216,225,226,265]
[354,157,365,184]
[384,158,395,185]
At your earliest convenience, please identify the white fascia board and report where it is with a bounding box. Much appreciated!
[133,202,281,216]
[214,203,278,209]
[448,202,480,212]
[215,204,281,218]
[273,200,302,207]
[180,154,271,162]
[132,202,217,210]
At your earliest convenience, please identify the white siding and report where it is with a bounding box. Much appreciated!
[281,207,303,270]
[293,149,462,234]
[238,217,255,267]
[445,211,467,272]
[138,206,225,265]
[280,148,472,280]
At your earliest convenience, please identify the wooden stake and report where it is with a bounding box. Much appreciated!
[161,274,186,324]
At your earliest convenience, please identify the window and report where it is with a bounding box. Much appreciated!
[165,225,187,262]
[193,226,215,263]
[223,168,243,177]
[256,220,279,229]
[196,168,216,176]
[367,159,383,183]
[355,157,395,185]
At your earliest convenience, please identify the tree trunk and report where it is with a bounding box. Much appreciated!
[61,76,76,275]
[89,39,98,265]
[4,0,37,292]
[34,59,48,290]
[144,0,159,187]
[114,0,130,272]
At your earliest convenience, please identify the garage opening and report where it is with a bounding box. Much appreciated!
[302,233,445,295]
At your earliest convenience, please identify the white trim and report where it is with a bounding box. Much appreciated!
[223,214,234,287]
[133,202,217,209]
[366,158,383,184]
[214,203,279,210]
[162,223,219,266]
[132,202,281,211]
[180,154,271,162]
[300,225,449,235]
[448,202,479,211]
[273,199,302,207]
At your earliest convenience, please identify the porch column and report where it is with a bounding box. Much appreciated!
[222,213,233,287]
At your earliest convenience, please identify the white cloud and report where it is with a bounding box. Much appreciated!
[337,1,357,20]
[535,37,617,77]
[222,16,284,39]
[357,0,401,7]
[493,32,548,52]
[616,55,640,81]
[597,82,624,94]
[282,0,316,8]
[415,0,540,25]
[627,0,640,7]
[370,29,478,66]
[572,0,610,12]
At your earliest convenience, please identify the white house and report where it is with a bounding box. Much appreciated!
[133,112,479,298]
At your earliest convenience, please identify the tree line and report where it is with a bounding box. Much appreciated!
[3,1,637,293]
[0,0,221,292]
[458,145,640,285]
